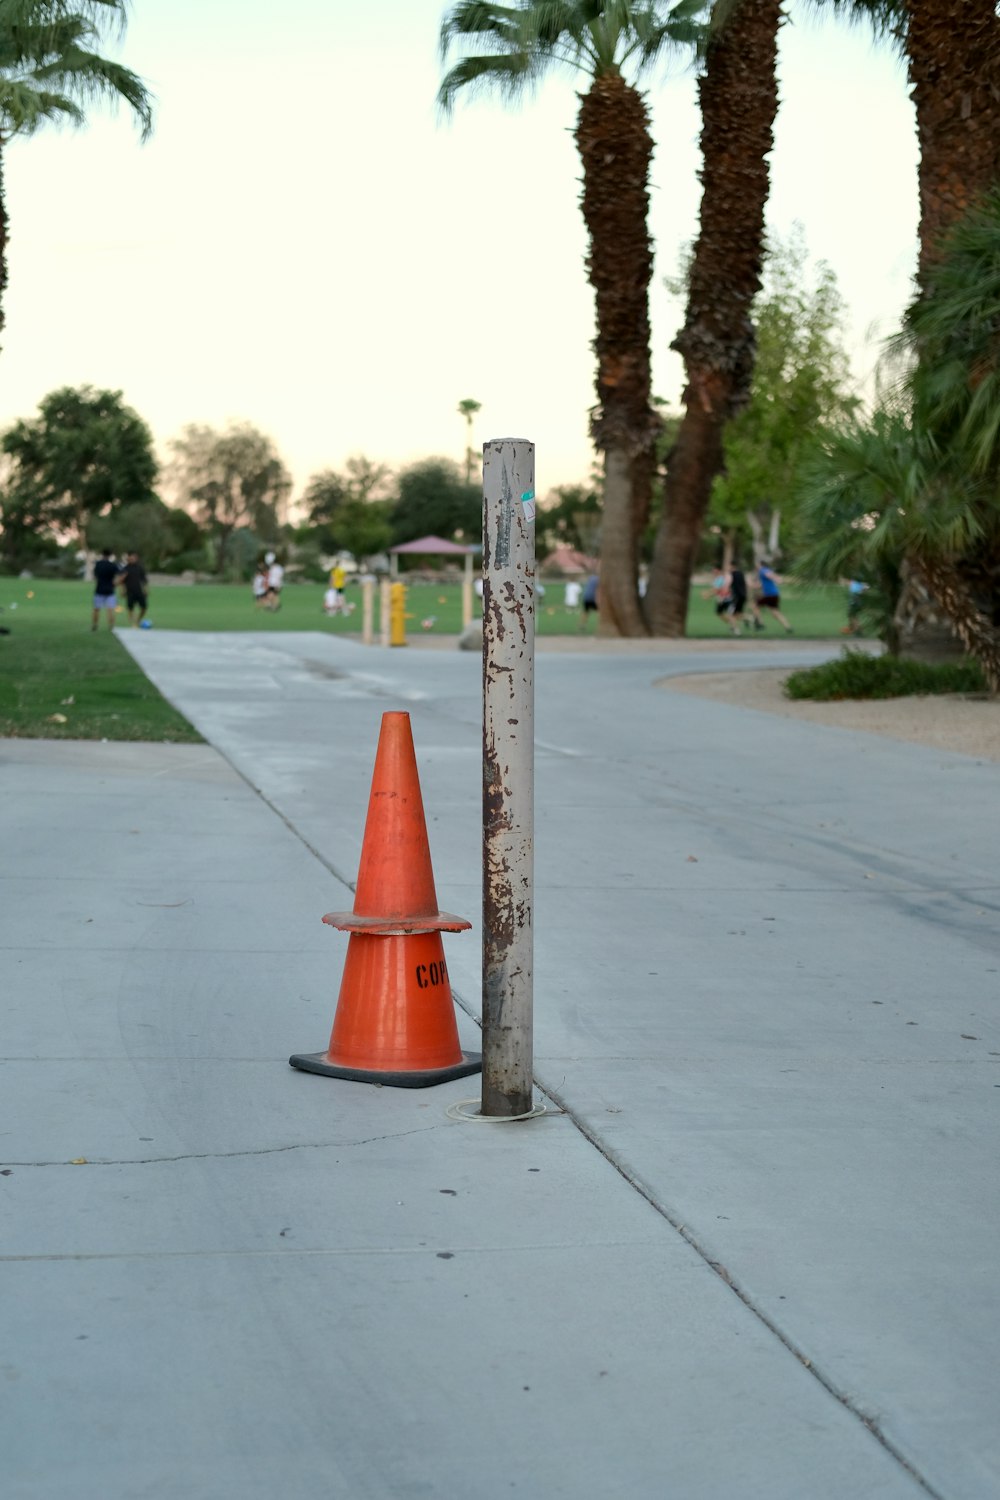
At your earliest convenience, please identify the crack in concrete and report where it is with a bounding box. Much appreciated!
[1,1124,446,1168]
[0,1237,656,1264]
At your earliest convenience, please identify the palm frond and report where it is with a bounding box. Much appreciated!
[798,0,904,44]
[0,1,152,138]
[440,2,525,57]
[0,79,83,132]
[904,187,1000,475]
[32,45,152,136]
[439,0,706,101]
[438,47,540,111]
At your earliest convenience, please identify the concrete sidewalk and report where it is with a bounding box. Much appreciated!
[3,630,997,1499]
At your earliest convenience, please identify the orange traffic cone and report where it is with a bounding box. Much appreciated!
[289,711,481,1087]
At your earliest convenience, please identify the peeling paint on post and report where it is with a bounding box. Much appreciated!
[482,438,535,1117]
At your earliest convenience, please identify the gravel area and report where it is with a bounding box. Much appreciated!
[663,665,1000,761]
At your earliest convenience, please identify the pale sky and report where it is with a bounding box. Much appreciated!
[1,0,917,505]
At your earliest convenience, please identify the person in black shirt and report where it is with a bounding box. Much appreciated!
[91,549,119,632]
[119,551,148,626]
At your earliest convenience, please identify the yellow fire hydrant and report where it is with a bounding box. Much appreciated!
[389,582,407,647]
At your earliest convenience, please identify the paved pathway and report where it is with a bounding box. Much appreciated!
[3,630,997,1499]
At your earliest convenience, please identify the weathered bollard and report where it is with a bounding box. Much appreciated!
[481,438,535,1117]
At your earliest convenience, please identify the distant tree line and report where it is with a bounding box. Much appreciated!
[0,384,604,580]
[0,223,858,585]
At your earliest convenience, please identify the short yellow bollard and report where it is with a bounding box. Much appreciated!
[390,582,407,647]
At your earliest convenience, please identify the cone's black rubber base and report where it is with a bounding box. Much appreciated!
[288,1051,482,1089]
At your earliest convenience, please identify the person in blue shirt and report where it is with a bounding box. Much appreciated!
[752,559,793,633]
[843,578,869,634]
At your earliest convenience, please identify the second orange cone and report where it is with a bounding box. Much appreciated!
[289,711,481,1087]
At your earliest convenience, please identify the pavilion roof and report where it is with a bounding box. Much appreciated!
[389,535,476,555]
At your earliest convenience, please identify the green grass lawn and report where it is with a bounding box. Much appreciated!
[0,575,853,741]
[0,582,201,742]
[0,575,855,637]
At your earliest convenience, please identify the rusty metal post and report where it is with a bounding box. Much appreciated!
[481,438,535,1117]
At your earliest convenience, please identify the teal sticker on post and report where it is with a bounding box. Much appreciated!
[521,490,536,523]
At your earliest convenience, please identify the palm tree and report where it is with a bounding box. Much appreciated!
[899,0,1000,289]
[811,1,1000,284]
[458,396,482,483]
[797,189,1000,692]
[820,1,1000,653]
[0,1,152,337]
[644,0,782,636]
[439,1,706,636]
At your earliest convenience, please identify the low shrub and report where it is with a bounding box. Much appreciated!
[784,649,987,701]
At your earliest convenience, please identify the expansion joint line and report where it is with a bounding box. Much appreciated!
[539,1078,948,1500]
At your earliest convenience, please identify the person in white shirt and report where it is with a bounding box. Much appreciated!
[265,552,284,611]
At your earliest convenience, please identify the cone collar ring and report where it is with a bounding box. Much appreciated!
[322,910,472,935]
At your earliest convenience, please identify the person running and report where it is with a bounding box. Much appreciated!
[843,578,869,635]
[753,559,793,633]
[264,552,284,611]
[580,573,599,631]
[707,566,745,636]
[91,548,119,632]
[119,551,148,626]
[727,565,748,636]
[326,561,349,615]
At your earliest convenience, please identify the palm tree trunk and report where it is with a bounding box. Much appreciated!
[910,554,1000,694]
[645,0,782,636]
[649,392,727,625]
[575,72,657,638]
[904,0,1000,290]
[0,141,8,344]
[896,1,1000,660]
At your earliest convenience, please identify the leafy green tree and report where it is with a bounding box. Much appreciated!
[85,496,206,570]
[707,230,858,565]
[303,455,393,562]
[0,1,153,335]
[440,1,706,637]
[534,480,602,561]
[389,457,480,548]
[304,455,391,532]
[332,498,393,562]
[1,384,157,549]
[168,422,291,577]
[0,472,56,569]
[302,469,349,532]
[797,190,1000,690]
[645,0,782,634]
